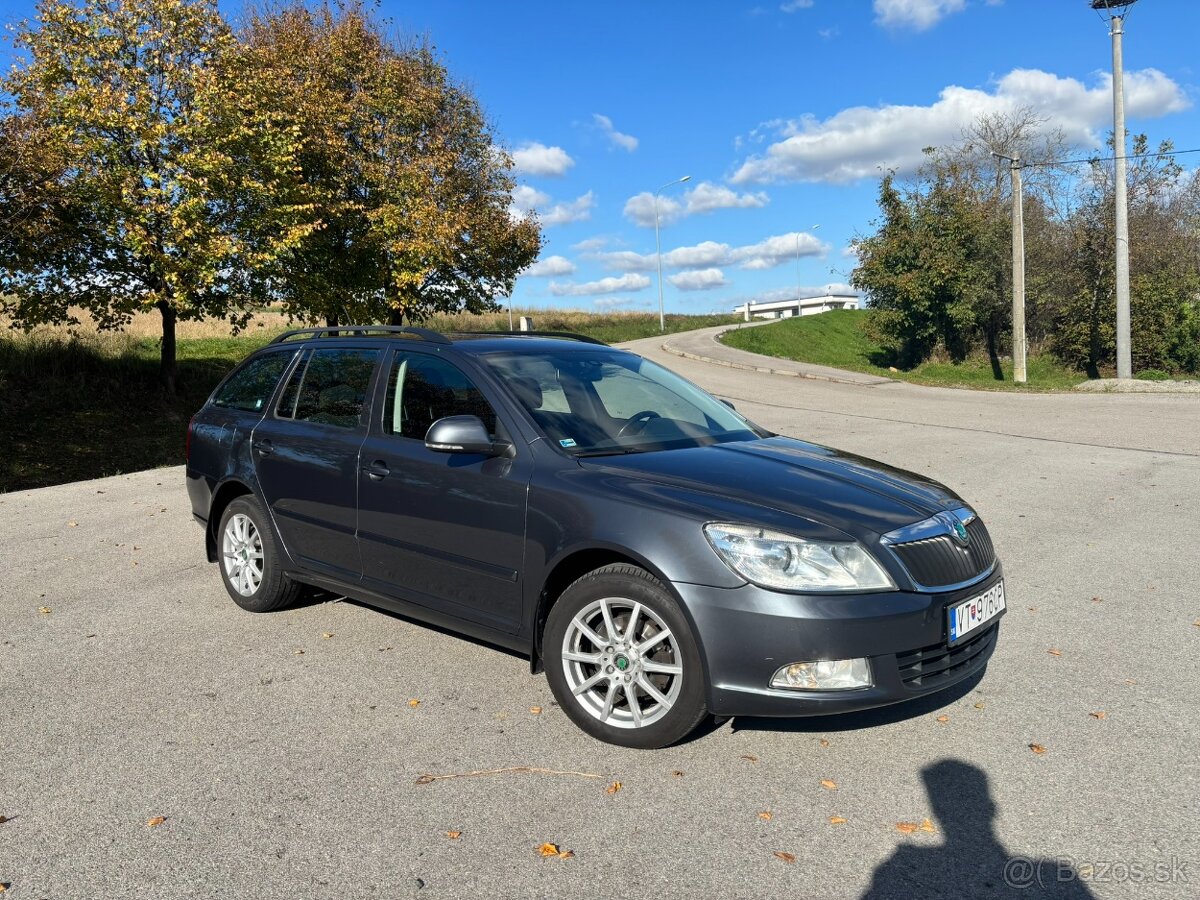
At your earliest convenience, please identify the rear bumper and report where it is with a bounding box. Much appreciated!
[674,564,1003,717]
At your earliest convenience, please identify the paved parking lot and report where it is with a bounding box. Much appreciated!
[2,338,1197,898]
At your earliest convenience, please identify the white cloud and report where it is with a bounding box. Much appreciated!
[732,67,1190,185]
[669,268,729,292]
[550,273,651,297]
[594,113,639,151]
[571,236,610,252]
[512,142,574,177]
[818,26,839,40]
[511,187,595,227]
[873,0,965,31]
[595,231,828,272]
[524,255,576,277]
[623,181,769,227]
[780,0,814,11]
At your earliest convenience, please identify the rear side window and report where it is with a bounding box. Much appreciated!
[212,351,295,412]
[276,348,379,428]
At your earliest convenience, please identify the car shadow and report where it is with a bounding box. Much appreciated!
[860,759,1097,899]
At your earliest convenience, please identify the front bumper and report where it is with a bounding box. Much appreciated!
[675,564,1003,717]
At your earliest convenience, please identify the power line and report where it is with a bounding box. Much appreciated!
[1021,147,1200,169]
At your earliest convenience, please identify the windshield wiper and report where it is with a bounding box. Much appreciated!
[572,447,650,458]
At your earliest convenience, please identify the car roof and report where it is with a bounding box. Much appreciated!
[265,326,614,356]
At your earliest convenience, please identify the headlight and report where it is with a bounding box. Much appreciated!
[703,523,895,592]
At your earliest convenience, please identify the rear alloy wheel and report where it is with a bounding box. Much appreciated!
[217,496,301,613]
[545,564,707,748]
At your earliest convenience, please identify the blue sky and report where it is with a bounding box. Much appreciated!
[4,0,1198,315]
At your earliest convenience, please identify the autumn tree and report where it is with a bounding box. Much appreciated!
[236,3,542,327]
[0,0,316,391]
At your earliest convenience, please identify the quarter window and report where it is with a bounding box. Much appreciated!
[384,354,497,440]
[212,351,295,413]
[276,348,379,428]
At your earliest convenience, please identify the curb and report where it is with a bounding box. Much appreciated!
[660,326,895,387]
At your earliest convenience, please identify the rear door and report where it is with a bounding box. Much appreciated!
[356,348,532,631]
[253,346,381,581]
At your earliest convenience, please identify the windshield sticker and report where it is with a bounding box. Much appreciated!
[559,438,577,448]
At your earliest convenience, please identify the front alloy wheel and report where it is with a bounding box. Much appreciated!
[545,564,707,748]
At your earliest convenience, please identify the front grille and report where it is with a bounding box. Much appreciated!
[896,624,998,689]
[890,518,995,588]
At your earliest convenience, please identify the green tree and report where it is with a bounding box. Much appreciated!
[0,0,316,391]
[236,3,542,327]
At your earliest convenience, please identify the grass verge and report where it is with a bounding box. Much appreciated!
[720,310,1088,392]
[0,310,736,492]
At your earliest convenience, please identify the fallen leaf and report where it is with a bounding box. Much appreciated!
[293,649,304,656]
[758,811,773,821]
[671,770,684,777]
[322,632,334,639]
[920,818,937,833]
[829,816,848,825]
[896,822,919,834]
[557,849,575,859]
[1029,743,1047,755]
[1027,607,1037,612]
[0,815,8,824]
[38,606,51,614]
[445,830,462,840]
[1124,679,1137,685]
[146,816,166,827]
[605,781,622,795]
[740,755,758,762]
[974,702,985,710]
[68,521,78,527]
[1091,596,1103,603]
[408,699,421,708]
[820,779,837,790]
[1048,648,1062,657]
[935,715,949,723]
[1089,711,1107,720]
[818,739,830,748]
[774,851,796,864]
[537,842,561,857]
[529,706,543,715]
[1193,619,1200,628]
[0,883,8,893]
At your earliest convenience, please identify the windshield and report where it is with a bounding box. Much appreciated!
[479,347,762,456]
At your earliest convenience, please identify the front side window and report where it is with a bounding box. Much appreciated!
[276,348,379,428]
[212,351,295,412]
[479,348,758,455]
[384,353,498,440]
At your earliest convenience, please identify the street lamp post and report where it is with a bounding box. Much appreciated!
[994,152,1027,384]
[654,175,691,332]
[1092,0,1141,380]
[796,225,820,308]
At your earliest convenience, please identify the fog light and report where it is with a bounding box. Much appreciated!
[770,658,872,691]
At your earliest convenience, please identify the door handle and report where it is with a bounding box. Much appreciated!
[252,439,274,456]
[363,460,390,480]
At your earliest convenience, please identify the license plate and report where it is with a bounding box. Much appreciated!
[947,580,1005,645]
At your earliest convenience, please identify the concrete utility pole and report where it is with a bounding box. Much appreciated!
[994,152,1027,384]
[1092,0,1140,379]
[1010,157,1027,384]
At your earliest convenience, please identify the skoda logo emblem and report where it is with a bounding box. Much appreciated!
[952,519,969,545]
[615,655,630,671]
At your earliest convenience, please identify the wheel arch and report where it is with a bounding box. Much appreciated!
[205,479,255,563]
[529,543,709,689]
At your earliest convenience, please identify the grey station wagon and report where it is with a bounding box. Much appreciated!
[186,326,1005,748]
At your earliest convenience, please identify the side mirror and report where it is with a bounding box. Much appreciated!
[425,415,500,455]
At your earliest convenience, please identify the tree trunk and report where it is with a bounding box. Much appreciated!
[157,300,178,395]
[326,314,339,327]
[388,307,404,326]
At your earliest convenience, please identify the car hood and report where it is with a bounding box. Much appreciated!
[578,436,965,541]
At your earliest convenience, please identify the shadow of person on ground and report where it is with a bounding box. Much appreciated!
[861,759,1097,899]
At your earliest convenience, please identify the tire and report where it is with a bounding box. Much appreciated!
[544,564,708,749]
[216,496,302,613]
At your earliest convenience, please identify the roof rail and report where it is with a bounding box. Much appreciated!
[269,325,451,345]
[451,330,607,346]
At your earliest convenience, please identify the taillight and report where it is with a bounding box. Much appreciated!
[186,415,197,461]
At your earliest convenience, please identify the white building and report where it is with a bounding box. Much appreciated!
[733,293,860,322]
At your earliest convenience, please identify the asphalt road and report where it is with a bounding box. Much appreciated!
[2,337,1198,899]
